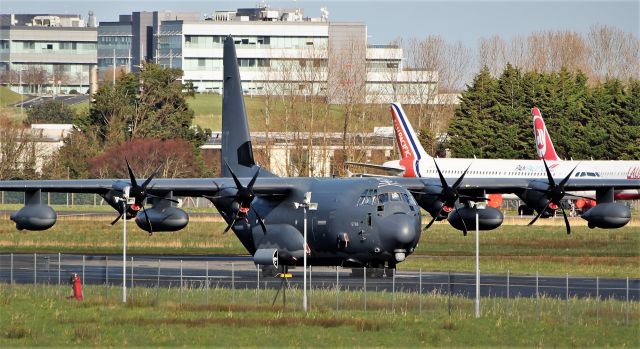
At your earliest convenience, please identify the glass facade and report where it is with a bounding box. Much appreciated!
[1,24,97,94]
[184,35,327,49]
[182,58,305,70]
[97,35,132,50]
[10,40,96,53]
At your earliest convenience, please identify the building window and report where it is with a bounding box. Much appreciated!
[47,44,53,50]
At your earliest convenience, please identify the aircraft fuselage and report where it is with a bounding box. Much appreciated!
[212,177,421,268]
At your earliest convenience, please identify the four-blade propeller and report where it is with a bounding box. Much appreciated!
[416,159,487,236]
[527,159,586,234]
[204,161,267,234]
[111,159,178,236]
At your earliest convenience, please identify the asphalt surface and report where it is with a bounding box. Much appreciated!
[12,94,89,108]
[1,253,637,301]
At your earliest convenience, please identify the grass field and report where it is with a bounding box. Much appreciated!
[187,93,358,131]
[0,217,638,278]
[0,87,24,107]
[0,284,637,347]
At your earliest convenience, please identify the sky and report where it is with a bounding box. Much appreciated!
[1,0,638,48]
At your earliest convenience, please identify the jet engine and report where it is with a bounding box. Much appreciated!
[10,204,57,231]
[447,206,503,231]
[581,202,630,229]
[135,206,189,232]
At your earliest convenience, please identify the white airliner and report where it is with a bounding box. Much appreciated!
[364,103,639,184]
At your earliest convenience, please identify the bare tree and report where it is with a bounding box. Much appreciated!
[402,36,470,148]
[23,66,48,94]
[52,65,70,93]
[328,36,367,175]
[295,43,329,176]
[587,24,640,81]
[478,35,508,77]
[0,69,19,87]
[0,112,37,179]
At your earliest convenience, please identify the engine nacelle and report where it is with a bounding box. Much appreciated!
[517,182,553,216]
[414,187,446,219]
[10,205,57,231]
[135,207,189,232]
[581,202,631,229]
[447,206,503,231]
[254,248,279,268]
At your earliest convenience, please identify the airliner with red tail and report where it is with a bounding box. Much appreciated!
[532,106,640,201]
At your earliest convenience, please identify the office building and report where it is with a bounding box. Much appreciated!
[102,7,438,104]
[0,13,97,94]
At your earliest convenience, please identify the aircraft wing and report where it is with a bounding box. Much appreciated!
[344,161,405,176]
[394,177,640,193]
[0,178,295,197]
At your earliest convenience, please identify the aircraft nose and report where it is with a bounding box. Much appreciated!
[380,213,419,247]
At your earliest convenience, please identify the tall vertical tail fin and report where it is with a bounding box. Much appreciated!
[221,36,274,177]
[532,107,559,161]
[390,103,431,177]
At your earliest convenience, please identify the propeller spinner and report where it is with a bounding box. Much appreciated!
[111,159,178,235]
[205,161,267,234]
[527,159,587,234]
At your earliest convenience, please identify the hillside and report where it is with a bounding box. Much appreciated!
[0,86,24,107]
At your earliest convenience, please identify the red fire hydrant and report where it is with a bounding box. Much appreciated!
[69,273,83,301]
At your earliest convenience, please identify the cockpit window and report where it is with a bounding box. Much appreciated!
[377,191,416,205]
[357,189,378,206]
[576,171,600,178]
[403,193,417,205]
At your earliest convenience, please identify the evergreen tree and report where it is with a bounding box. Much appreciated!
[447,67,499,157]
[448,65,638,161]
[621,80,640,159]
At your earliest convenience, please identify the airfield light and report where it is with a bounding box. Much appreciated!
[294,192,317,312]
[118,186,135,304]
[475,201,483,318]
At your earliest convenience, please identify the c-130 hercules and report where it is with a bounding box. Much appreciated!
[1,37,638,271]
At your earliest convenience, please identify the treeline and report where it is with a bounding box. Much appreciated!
[446,65,640,160]
[477,25,639,83]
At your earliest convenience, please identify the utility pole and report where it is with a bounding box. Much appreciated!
[122,197,127,303]
[113,48,116,85]
[474,199,486,318]
[19,69,23,117]
[120,186,133,303]
[475,206,480,318]
[294,192,317,312]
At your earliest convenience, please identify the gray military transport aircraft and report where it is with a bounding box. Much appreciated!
[1,36,638,271]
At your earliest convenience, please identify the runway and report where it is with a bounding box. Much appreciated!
[0,253,637,301]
